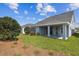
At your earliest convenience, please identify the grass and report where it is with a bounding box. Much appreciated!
[18,33,79,56]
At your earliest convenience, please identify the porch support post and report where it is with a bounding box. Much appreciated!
[48,26,50,37]
[62,24,68,40]
[69,25,71,37]
[22,27,25,34]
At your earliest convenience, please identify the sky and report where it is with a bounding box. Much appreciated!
[0,3,79,26]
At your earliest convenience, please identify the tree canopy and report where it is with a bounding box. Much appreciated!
[0,16,21,40]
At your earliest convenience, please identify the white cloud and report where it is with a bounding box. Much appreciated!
[36,3,43,12]
[38,18,45,21]
[70,3,79,9]
[14,10,19,14]
[36,3,56,16]
[65,3,79,12]
[66,8,70,11]
[68,3,79,11]
[40,12,46,16]
[38,19,42,21]
[26,17,36,22]
[15,16,23,19]
[44,5,56,12]
[24,10,28,15]
[8,3,19,10]
[7,3,19,14]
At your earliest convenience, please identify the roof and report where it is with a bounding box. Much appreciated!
[36,11,74,26]
[21,24,35,28]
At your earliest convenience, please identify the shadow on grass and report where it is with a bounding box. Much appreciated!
[72,33,79,38]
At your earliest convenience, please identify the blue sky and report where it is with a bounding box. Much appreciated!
[0,3,79,26]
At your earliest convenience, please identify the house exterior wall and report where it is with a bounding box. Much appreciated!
[70,14,75,30]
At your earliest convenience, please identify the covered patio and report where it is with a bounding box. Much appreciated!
[36,23,71,40]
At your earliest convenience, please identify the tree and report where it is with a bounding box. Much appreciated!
[24,27,36,35]
[0,16,21,40]
[24,27,31,34]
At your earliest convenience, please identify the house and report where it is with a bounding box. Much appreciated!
[21,24,35,34]
[22,11,75,40]
[75,23,79,32]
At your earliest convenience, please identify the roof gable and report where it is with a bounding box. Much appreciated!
[36,11,74,26]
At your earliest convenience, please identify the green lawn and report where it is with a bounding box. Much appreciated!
[19,33,79,55]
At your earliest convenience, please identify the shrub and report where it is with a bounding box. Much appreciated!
[0,16,21,40]
[24,27,31,35]
[24,27,35,35]
[36,33,40,35]
[29,32,35,36]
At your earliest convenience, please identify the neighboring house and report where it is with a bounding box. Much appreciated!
[75,23,79,27]
[75,23,79,32]
[21,24,35,34]
[22,11,75,40]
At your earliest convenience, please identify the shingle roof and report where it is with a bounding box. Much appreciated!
[21,24,35,28]
[36,11,74,26]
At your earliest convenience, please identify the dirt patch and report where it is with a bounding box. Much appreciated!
[0,39,65,56]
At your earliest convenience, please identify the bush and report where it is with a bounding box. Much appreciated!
[24,27,30,35]
[29,32,35,36]
[24,27,35,35]
[0,16,21,40]
[36,33,40,35]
